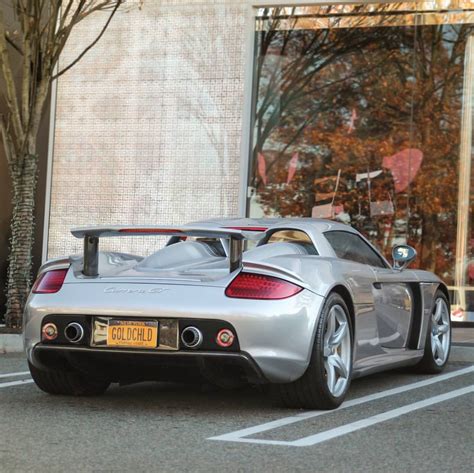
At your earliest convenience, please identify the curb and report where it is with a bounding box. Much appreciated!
[0,334,24,354]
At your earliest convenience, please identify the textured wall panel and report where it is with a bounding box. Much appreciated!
[48,1,249,258]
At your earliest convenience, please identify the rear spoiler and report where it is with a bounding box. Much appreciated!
[71,225,265,277]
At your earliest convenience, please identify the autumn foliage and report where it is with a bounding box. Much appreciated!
[252,9,472,285]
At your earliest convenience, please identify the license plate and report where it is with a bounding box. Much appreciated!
[107,320,158,348]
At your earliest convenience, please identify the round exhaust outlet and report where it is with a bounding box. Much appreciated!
[181,326,203,349]
[64,322,85,344]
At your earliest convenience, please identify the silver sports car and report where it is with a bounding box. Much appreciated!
[24,218,451,409]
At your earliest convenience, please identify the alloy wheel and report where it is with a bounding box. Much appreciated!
[323,304,351,397]
[431,297,450,366]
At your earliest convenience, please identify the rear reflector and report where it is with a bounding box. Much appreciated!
[216,329,235,347]
[42,323,58,341]
[225,272,302,300]
[32,269,68,294]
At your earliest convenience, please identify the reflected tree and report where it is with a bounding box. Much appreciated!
[252,6,473,284]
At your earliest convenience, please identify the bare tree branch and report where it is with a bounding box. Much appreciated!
[5,34,23,55]
[0,114,15,166]
[52,0,120,80]
[0,10,24,148]
[52,2,121,80]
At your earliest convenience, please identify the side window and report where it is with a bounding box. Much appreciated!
[324,231,388,268]
[268,230,311,244]
[265,230,318,255]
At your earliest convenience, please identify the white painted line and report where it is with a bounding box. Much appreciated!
[0,379,34,389]
[209,365,474,443]
[292,385,474,447]
[211,385,474,447]
[0,371,30,379]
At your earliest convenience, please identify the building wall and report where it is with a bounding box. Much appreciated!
[47,0,252,258]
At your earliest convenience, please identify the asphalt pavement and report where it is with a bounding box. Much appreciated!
[0,353,473,473]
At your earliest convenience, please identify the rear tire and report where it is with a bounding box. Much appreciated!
[28,361,110,396]
[414,290,451,374]
[273,293,353,409]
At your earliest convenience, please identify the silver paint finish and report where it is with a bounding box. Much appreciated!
[25,281,325,383]
[372,268,414,349]
[25,218,448,384]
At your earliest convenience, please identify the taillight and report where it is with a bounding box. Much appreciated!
[32,268,68,294]
[225,272,303,300]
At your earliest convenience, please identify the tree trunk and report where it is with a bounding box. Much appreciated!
[5,155,38,328]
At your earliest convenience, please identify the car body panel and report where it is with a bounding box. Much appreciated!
[24,218,447,384]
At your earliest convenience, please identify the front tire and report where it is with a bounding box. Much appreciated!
[414,290,451,374]
[28,361,110,396]
[273,293,353,409]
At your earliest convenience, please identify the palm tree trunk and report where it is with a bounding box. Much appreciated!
[5,155,38,328]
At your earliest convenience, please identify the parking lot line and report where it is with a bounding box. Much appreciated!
[0,371,30,379]
[227,385,474,447]
[209,365,474,443]
[0,379,34,389]
[292,385,474,447]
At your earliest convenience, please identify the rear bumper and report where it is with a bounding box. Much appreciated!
[24,283,326,383]
[31,344,268,384]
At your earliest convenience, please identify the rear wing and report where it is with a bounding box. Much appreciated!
[71,225,265,277]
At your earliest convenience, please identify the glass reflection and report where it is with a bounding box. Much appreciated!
[249,2,474,321]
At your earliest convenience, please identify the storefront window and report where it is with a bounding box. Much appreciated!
[249,2,474,321]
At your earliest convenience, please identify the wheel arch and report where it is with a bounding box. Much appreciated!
[436,282,450,308]
[329,284,355,337]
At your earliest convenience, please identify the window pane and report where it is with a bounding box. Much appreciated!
[268,230,312,243]
[249,2,474,320]
[325,231,388,268]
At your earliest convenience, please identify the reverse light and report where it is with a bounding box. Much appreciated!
[225,272,303,300]
[32,268,68,294]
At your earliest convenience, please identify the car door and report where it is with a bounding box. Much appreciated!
[371,267,414,348]
[324,230,413,350]
[324,231,385,359]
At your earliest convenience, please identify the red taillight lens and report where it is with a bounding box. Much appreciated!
[32,269,68,294]
[225,272,303,300]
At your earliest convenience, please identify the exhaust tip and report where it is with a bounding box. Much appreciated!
[181,326,203,349]
[64,322,85,344]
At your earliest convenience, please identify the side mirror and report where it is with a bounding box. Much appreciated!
[392,244,417,271]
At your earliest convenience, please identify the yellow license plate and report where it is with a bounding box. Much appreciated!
[107,320,158,348]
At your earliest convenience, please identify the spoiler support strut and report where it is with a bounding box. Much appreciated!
[83,236,99,277]
[229,238,243,273]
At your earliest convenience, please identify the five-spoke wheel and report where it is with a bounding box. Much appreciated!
[323,304,351,398]
[415,289,451,373]
[431,297,451,366]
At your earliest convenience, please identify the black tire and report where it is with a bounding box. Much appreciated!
[28,361,110,396]
[273,293,353,410]
[413,290,451,374]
